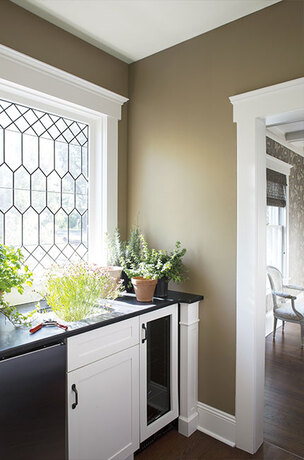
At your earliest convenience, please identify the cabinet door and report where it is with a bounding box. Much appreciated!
[68,346,139,460]
[140,304,178,442]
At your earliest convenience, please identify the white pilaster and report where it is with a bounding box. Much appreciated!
[178,301,200,437]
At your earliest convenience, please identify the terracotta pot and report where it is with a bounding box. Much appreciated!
[131,277,157,303]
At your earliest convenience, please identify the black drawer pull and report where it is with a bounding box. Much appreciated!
[72,384,78,409]
[142,324,147,344]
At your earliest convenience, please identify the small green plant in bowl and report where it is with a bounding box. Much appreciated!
[40,262,125,322]
[0,244,34,326]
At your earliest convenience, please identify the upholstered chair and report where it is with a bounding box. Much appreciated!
[267,265,304,348]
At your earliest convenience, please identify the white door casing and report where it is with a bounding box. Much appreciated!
[230,77,304,454]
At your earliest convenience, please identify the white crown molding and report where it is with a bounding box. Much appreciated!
[0,45,128,120]
[266,128,304,157]
[230,77,304,125]
[197,402,236,447]
[230,77,304,104]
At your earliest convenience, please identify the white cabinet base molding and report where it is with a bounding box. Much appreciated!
[178,301,199,437]
[197,402,236,447]
[178,412,199,438]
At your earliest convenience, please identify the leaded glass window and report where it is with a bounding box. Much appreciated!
[0,98,88,271]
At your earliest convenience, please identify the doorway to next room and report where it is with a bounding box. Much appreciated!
[265,126,304,459]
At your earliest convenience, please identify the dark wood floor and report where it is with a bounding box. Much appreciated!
[135,429,300,459]
[264,322,304,458]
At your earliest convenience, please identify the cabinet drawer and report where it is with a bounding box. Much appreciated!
[67,317,140,372]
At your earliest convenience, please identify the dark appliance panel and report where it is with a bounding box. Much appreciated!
[0,343,66,460]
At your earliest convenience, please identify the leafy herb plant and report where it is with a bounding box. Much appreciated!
[105,226,142,268]
[105,226,142,290]
[40,262,125,322]
[105,227,126,266]
[122,235,187,283]
[0,244,34,325]
[121,226,143,268]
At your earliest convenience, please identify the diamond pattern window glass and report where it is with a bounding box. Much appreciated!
[0,98,89,271]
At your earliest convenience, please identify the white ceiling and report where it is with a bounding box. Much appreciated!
[11,0,281,63]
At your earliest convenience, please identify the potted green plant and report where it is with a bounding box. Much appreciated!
[105,226,143,292]
[121,226,144,291]
[153,241,187,297]
[0,244,34,325]
[121,234,157,302]
[104,227,125,283]
[40,262,125,322]
[122,235,187,300]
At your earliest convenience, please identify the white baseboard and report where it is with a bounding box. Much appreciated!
[178,412,199,437]
[197,401,236,447]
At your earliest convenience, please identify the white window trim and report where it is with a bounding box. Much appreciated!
[230,77,304,454]
[266,154,292,282]
[266,154,293,177]
[0,44,128,266]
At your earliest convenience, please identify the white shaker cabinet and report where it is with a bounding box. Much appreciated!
[67,304,179,460]
[67,318,140,460]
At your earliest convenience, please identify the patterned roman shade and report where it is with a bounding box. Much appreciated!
[267,168,287,207]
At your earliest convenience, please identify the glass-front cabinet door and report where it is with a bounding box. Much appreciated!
[140,304,178,442]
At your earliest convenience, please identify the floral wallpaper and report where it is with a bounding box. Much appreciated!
[267,136,304,286]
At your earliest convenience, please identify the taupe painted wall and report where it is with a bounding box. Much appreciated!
[128,0,304,414]
[2,0,304,417]
[0,0,129,238]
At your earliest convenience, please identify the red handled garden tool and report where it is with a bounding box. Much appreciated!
[30,320,68,334]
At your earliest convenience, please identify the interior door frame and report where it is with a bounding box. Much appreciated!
[230,77,304,454]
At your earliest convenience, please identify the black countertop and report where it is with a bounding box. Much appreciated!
[0,290,203,360]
